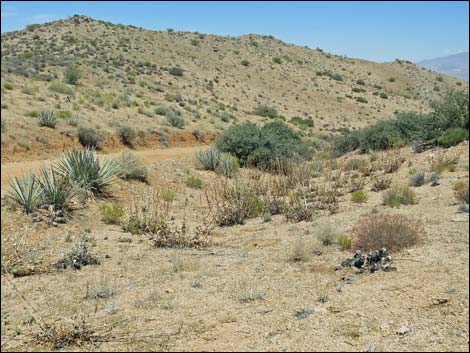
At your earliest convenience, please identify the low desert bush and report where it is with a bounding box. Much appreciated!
[351,214,423,252]
[77,127,102,149]
[115,150,148,182]
[216,153,239,178]
[371,174,392,191]
[351,190,368,203]
[165,110,185,128]
[196,147,222,171]
[437,128,468,147]
[99,203,124,225]
[409,170,426,187]
[337,234,352,250]
[382,184,416,208]
[454,182,469,205]
[117,126,137,146]
[64,65,81,85]
[314,222,339,246]
[185,176,204,189]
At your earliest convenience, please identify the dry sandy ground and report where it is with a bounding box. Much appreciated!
[1,144,469,352]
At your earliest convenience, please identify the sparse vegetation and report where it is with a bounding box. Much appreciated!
[99,203,125,225]
[115,150,148,182]
[77,127,102,149]
[383,184,416,207]
[37,111,57,128]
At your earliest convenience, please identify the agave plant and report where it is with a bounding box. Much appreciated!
[56,148,119,196]
[37,111,57,128]
[35,166,76,211]
[196,147,222,171]
[7,174,42,213]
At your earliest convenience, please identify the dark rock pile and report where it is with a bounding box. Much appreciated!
[336,248,396,273]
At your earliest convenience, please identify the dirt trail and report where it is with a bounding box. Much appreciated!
[0,146,205,187]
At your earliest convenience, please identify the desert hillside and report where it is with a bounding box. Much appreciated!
[1,15,467,161]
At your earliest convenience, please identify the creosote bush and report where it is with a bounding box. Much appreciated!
[117,126,137,146]
[351,214,423,252]
[115,150,148,182]
[382,184,416,208]
[77,127,102,149]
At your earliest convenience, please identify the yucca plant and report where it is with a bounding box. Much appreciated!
[35,166,75,211]
[7,174,42,213]
[37,111,57,128]
[56,148,119,196]
[196,147,222,171]
[65,114,79,127]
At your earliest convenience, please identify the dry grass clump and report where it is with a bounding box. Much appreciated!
[371,174,392,191]
[351,213,424,252]
[380,152,406,174]
[122,186,211,248]
[382,184,416,208]
[99,202,124,225]
[454,182,469,206]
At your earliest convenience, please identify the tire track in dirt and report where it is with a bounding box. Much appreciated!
[1,146,206,188]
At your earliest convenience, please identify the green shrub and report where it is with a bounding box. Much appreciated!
[383,185,416,208]
[115,150,148,182]
[7,175,42,214]
[35,166,75,212]
[99,203,124,225]
[254,105,279,119]
[155,106,168,115]
[388,77,396,82]
[117,126,137,146]
[49,80,74,95]
[352,87,366,93]
[3,82,13,90]
[165,110,185,128]
[169,67,184,77]
[216,153,239,178]
[356,79,365,86]
[196,147,222,171]
[56,148,118,196]
[351,214,423,252]
[290,116,314,129]
[379,92,388,99]
[356,97,368,103]
[437,128,469,147]
[351,190,368,203]
[409,171,426,187]
[37,111,57,128]
[216,121,307,171]
[337,234,352,250]
[273,56,282,64]
[64,65,81,85]
[185,176,203,189]
[66,114,79,127]
[241,60,250,66]
[57,110,72,119]
[77,127,102,149]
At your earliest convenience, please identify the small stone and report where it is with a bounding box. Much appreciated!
[396,325,411,335]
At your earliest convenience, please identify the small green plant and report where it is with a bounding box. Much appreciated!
[7,174,42,214]
[154,106,168,115]
[54,236,99,270]
[64,65,81,85]
[3,82,13,90]
[379,92,388,99]
[351,190,368,203]
[273,56,282,64]
[65,114,79,127]
[117,126,137,146]
[356,79,365,86]
[437,128,468,148]
[240,59,250,66]
[99,203,124,225]
[161,189,176,202]
[216,153,239,178]
[185,176,204,189]
[115,150,148,182]
[337,234,352,250]
[77,128,101,149]
[409,171,426,187]
[169,67,184,77]
[254,105,278,119]
[196,147,222,171]
[49,80,75,95]
[383,185,416,208]
[388,77,396,82]
[37,111,57,128]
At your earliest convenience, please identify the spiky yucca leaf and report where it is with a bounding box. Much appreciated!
[35,166,76,211]
[56,148,119,196]
[7,174,42,213]
[37,111,57,128]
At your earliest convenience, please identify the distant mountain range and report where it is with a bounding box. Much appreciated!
[417,52,469,81]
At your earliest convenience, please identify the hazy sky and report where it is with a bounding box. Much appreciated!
[1,1,469,63]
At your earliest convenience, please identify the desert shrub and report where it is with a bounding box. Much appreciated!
[288,238,309,262]
[99,203,124,225]
[56,148,118,196]
[283,192,315,222]
[371,174,392,191]
[388,77,396,82]
[114,150,148,182]
[273,56,282,64]
[382,185,416,208]
[315,222,339,245]
[352,87,366,93]
[77,127,101,149]
[337,234,352,250]
[169,67,184,77]
[241,59,250,66]
[165,110,185,128]
[117,126,137,146]
[454,182,469,205]
[3,82,13,90]
[380,92,388,99]
[7,175,42,214]
[185,176,203,189]
[121,187,210,248]
[351,214,423,252]
[64,65,81,85]
[196,147,222,171]
[356,97,368,103]
[35,167,75,212]
[49,80,75,95]
[54,236,99,270]
[351,190,368,203]
[253,105,279,119]
[432,154,458,173]
[409,170,426,187]
[216,153,239,178]
[216,121,307,171]
[66,114,79,126]
[37,111,57,128]
[290,116,314,129]
[155,106,168,115]
[437,128,468,147]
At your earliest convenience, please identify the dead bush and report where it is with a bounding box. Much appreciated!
[351,214,424,252]
[371,174,392,192]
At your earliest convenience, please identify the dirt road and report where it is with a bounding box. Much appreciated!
[0,146,205,187]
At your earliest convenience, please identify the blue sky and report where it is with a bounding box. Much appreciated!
[1,1,468,63]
